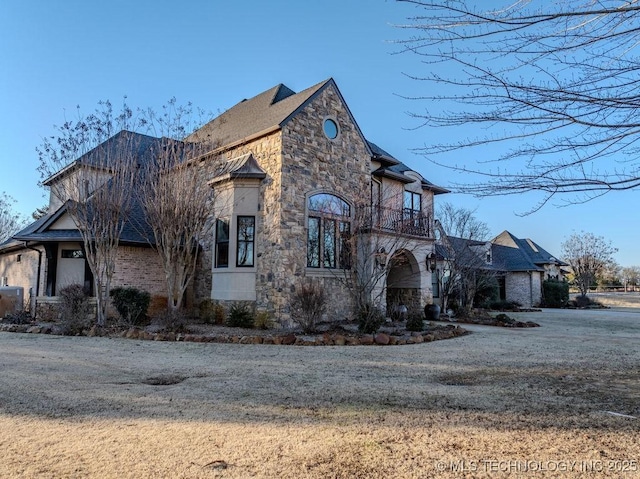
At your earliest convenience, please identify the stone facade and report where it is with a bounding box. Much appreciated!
[2,79,445,325]
[205,82,439,323]
[209,85,373,321]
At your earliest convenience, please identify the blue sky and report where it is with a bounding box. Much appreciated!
[1,0,637,266]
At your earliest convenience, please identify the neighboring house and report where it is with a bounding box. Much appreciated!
[489,231,568,307]
[0,78,448,322]
[435,230,567,309]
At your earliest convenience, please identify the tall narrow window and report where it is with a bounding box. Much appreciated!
[307,193,351,269]
[403,190,422,234]
[323,218,337,268]
[371,179,381,228]
[236,216,255,267]
[215,219,229,268]
[307,217,321,267]
[403,191,421,217]
[432,269,440,298]
[339,221,351,269]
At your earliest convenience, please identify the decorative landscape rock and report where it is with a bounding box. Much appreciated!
[0,319,470,346]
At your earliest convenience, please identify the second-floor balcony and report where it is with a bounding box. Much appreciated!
[357,206,432,238]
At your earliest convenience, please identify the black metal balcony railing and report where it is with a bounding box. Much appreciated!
[357,206,431,238]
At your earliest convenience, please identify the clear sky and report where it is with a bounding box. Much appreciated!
[1,0,637,266]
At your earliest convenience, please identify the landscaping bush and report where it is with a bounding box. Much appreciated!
[541,279,569,307]
[253,310,274,330]
[110,287,150,326]
[570,295,604,309]
[2,310,33,325]
[154,308,188,333]
[357,303,385,334]
[474,278,500,308]
[290,281,326,333]
[405,309,424,332]
[487,299,522,311]
[226,301,255,328]
[198,299,226,324]
[58,284,92,335]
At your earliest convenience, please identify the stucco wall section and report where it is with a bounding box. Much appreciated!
[0,247,42,307]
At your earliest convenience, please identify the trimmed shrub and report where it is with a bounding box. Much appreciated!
[227,302,255,329]
[198,299,226,324]
[254,311,274,330]
[406,310,424,332]
[474,278,500,308]
[290,281,326,333]
[110,287,150,326]
[58,284,92,335]
[357,303,385,334]
[541,279,569,308]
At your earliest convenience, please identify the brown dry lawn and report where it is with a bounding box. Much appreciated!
[0,303,639,478]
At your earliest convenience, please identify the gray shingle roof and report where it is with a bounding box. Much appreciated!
[440,230,562,273]
[210,153,267,185]
[186,79,331,148]
[8,193,155,248]
[492,231,567,268]
[42,130,164,186]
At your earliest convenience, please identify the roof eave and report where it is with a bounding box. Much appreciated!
[372,168,414,184]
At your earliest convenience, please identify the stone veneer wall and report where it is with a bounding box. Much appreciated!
[267,84,371,321]
[201,84,372,323]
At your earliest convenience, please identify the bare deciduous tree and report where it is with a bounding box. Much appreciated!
[561,231,617,297]
[326,187,433,329]
[0,193,26,243]
[621,266,640,291]
[137,101,216,312]
[37,102,139,326]
[435,202,494,315]
[396,1,640,208]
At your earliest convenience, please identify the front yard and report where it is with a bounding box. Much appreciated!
[0,307,638,478]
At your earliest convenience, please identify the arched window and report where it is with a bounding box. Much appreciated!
[307,193,351,269]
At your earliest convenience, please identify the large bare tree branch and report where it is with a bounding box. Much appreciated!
[395,0,640,205]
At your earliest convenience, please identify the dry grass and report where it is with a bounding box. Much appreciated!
[0,305,639,478]
[579,292,640,309]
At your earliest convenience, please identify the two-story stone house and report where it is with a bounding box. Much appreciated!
[0,78,448,322]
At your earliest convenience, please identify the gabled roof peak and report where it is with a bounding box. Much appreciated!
[186,78,333,148]
[271,84,297,104]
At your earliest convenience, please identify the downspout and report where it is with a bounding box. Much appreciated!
[25,242,42,317]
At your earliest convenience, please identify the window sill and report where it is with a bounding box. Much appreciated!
[305,268,351,278]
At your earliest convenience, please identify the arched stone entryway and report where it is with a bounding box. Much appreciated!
[386,249,422,317]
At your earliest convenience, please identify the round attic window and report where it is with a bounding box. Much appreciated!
[323,118,339,140]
